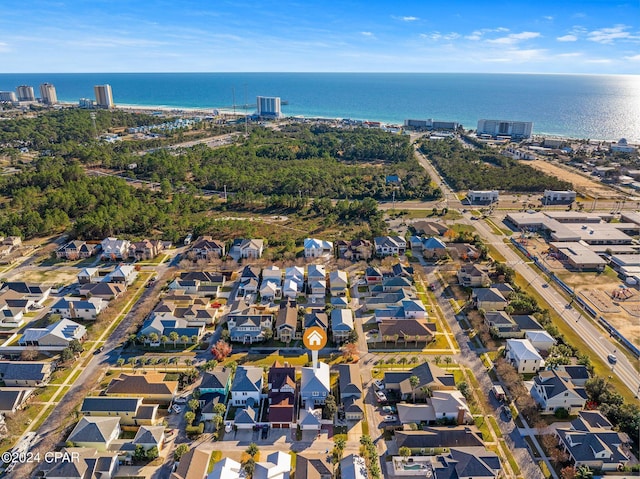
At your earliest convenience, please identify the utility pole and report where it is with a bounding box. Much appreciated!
[224,185,227,201]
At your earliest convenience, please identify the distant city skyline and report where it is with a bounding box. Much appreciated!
[1,0,638,74]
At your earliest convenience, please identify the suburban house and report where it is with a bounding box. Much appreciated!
[364,289,417,310]
[397,390,472,425]
[230,366,263,407]
[50,297,106,320]
[378,319,435,347]
[231,238,264,259]
[384,363,455,401]
[189,236,226,259]
[412,220,448,237]
[77,268,100,284]
[262,265,282,281]
[80,397,160,426]
[379,276,413,293]
[300,362,330,407]
[341,455,368,479]
[260,277,282,301]
[473,288,508,311]
[107,264,138,285]
[365,266,383,285]
[105,373,178,405]
[138,316,204,344]
[0,361,53,387]
[304,309,328,330]
[275,300,298,343]
[56,240,98,260]
[337,364,364,421]
[254,451,292,479]
[128,239,165,260]
[331,296,349,309]
[374,299,427,322]
[391,263,414,280]
[199,367,232,397]
[448,243,481,261]
[170,447,212,479]
[531,369,588,414]
[525,330,557,352]
[329,270,349,297]
[42,447,119,479]
[66,416,121,452]
[431,448,501,479]
[336,239,373,261]
[79,282,126,301]
[100,237,130,261]
[395,426,485,452]
[306,264,327,297]
[296,453,333,479]
[331,309,354,343]
[422,237,448,259]
[0,388,34,414]
[208,458,243,479]
[283,266,304,299]
[2,282,51,306]
[226,300,273,344]
[505,339,544,374]
[374,236,407,257]
[129,425,165,453]
[19,318,87,348]
[168,271,225,297]
[458,265,490,288]
[298,407,322,431]
[235,404,259,430]
[304,238,334,258]
[484,312,545,339]
[556,411,631,471]
[268,363,296,429]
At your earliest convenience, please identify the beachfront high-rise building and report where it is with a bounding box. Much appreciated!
[39,83,58,105]
[16,85,35,102]
[256,96,281,118]
[0,91,18,103]
[477,119,533,139]
[94,84,114,109]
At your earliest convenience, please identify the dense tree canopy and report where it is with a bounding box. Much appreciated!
[420,138,572,192]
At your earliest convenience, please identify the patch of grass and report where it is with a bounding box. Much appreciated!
[50,368,75,385]
[208,451,222,473]
[539,460,552,479]
[488,416,502,438]
[34,385,59,403]
[474,416,492,441]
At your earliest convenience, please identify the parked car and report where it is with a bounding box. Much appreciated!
[171,405,182,414]
[502,405,512,421]
[373,380,384,390]
[93,346,104,355]
[382,405,397,414]
[607,354,617,364]
[383,415,398,422]
[174,396,188,404]
[375,390,387,402]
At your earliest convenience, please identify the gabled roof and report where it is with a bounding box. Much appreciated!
[395,426,484,449]
[299,407,322,427]
[473,288,507,303]
[106,373,178,396]
[506,339,543,361]
[171,447,212,479]
[534,369,587,400]
[307,264,326,278]
[0,388,33,413]
[301,362,330,395]
[199,368,231,391]
[435,447,500,479]
[423,237,447,249]
[240,265,261,280]
[20,318,86,344]
[132,425,164,446]
[296,453,333,479]
[337,364,362,398]
[268,365,296,392]
[231,366,263,393]
[304,238,333,250]
[81,396,142,413]
[365,266,382,277]
[340,454,368,479]
[331,309,354,331]
[67,416,120,444]
[235,405,258,424]
[304,310,328,329]
[0,361,52,382]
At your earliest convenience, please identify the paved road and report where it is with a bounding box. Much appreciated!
[415,143,640,397]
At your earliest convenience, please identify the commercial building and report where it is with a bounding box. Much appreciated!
[94,84,114,108]
[0,91,17,102]
[404,118,460,130]
[549,242,607,271]
[256,96,281,118]
[16,85,35,101]
[467,190,499,204]
[543,190,576,204]
[39,83,57,105]
[477,119,533,139]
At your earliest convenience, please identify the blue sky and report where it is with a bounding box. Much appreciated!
[1,0,639,73]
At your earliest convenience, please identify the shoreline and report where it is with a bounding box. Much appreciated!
[54,101,635,143]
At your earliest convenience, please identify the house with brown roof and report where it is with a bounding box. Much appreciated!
[275,300,299,343]
[296,453,333,479]
[384,362,455,401]
[79,282,126,301]
[336,239,373,261]
[268,362,296,428]
[129,239,165,260]
[105,373,178,405]
[379,319,436,347]
[171,447,212,479]
[190,236,226,259]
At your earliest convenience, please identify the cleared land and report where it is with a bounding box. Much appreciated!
[521,160,621,199]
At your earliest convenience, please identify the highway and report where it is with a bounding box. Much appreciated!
[414,143,640,398]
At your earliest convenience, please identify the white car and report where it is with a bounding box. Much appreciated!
[375,390,387,402]
[172,405,182,414]
[174,396,188,404]
[373,380,384,390]
[384,415,397,422]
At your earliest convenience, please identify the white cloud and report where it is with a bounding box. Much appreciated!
[544,16,554,21]
[402,16,419,22]
[585,58,613,64]
[465,27,509,41]
[623,54,640,61]
[557,52,582,58]
[360,31,374,37]
[0,42,9,52]
[421,32,460,41]
[487,31,541,45]
[557,34,577,42]
[588,25,638,44]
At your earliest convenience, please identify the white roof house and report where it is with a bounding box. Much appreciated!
[304,238,334,258]
[525,330,557,352]
[506,339,544,374]
[19,318,86,348]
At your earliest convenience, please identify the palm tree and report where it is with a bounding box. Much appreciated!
[420,386,433,401]
[160,335,169,349]
[246,443,259,459]
[185,359,193,368]
[116,358,124,370]
[434,355,441,365]
[409,375,420,403]
[169,332,179,348]
[575,466,593,479]
[191,335,198,344]
[127,357,136,368]
[443,356,453,368]
[399,446,412,463]
[180,335,189,346]
[149,332,159,344]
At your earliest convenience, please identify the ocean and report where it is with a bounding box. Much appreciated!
[1,73,639,141]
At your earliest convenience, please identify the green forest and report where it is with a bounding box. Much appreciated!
[420,138,573,192]
[117,124,441,201]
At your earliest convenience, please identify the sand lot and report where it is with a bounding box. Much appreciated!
[522,160,622,199]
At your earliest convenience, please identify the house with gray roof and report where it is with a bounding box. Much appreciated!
[131,425,165,451]
[231,366,263,407]
[56,240,98,260]
[67,417,121,451]
[341,454,368,479]
[234,403,258,430]
[422,237,448,259]
[304,238,334,259]
[505,339,544,373]
[0,361,53,387]
[19,318,86,348]
[556,411,631,471]
[231,238,264,259]
[42,447,119,479]
[432,447,501,479]
[337,364,363,421]
[79,281,126,301]
[331,308,354,343]
[0,388,33,414]
[384,362,455,400]
[296,453,333,479]
[300,362,330,407]
[169,271,225,297]
[531,369,588,414]
[51,297,106,320]
[254,451,292,479]
[395,426,485,451]
[189,236,226,259]
[457,265,490,288]
[304,309,328,330]
[226,301,273,343]
[374,236,407,257]
[80,396,160,426]
[199,367,232,397]
[473,288,507,311]
[100,237,130,260]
